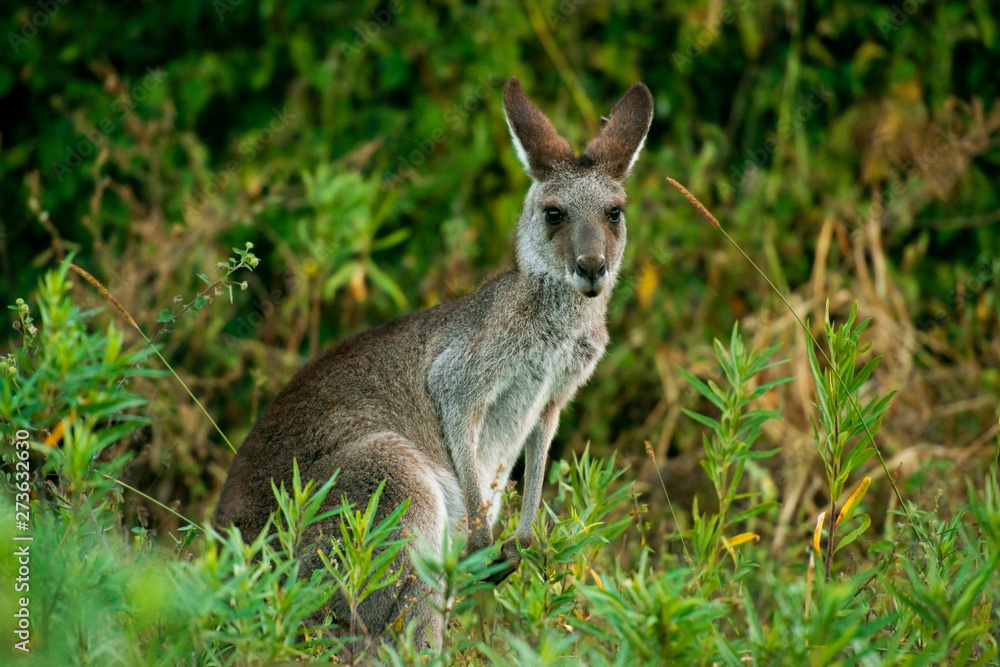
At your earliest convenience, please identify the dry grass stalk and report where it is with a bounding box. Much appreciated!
[69,263,138,329]
[665,177,721,229]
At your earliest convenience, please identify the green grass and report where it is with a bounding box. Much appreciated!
[2,262,997,665]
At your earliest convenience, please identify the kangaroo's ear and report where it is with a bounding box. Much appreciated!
[503,77,576,180]
[580,83,654,181]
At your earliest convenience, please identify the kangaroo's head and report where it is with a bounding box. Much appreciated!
[503,77,653,299]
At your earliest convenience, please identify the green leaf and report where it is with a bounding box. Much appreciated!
[834,512,871,553]
[371,228,411,251]
[730,501,778,524]
[742,583,765,648]
[745,447,781,459]
[677,367,726,410]
[682,408,721,431]
[949,551,1000,627]
[842,444,877,474]
[365,260,408,309]
[749,375,794,399]
[322,262,357,299]
[847,356,881,393]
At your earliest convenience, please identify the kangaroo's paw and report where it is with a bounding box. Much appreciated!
[483,537,522,585]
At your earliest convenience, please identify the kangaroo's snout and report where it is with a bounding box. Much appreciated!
[574,254,607,296]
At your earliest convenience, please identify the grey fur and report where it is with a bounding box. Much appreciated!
[215,77,653,650]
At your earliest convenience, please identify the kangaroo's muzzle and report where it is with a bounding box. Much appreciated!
[574,254,607,297]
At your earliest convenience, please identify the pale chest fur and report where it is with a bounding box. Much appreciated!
[426,275,608,526]
[476,325,604,495]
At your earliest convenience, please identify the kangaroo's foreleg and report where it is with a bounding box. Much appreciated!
[486,402,561,584]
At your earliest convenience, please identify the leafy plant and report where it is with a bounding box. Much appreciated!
[575,553,724,664]
[679,323,790,580]
[150,241,260,345]
[807,302,895,580]
[0,259,158,502]
[317,479,411,649]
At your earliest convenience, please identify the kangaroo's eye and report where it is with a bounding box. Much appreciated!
[544,208,564,225]
[608,207,623,223]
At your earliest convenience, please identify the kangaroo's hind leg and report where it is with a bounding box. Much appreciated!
[301,432,450,652]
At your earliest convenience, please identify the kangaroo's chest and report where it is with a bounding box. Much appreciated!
[476,329,604,482]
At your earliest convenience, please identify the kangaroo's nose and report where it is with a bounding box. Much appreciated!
[575,255,607,282]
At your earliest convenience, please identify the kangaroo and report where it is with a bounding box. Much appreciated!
[215,77,653,648]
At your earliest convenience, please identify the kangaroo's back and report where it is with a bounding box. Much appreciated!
[215,284,467,537]
[215,77,653,651]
